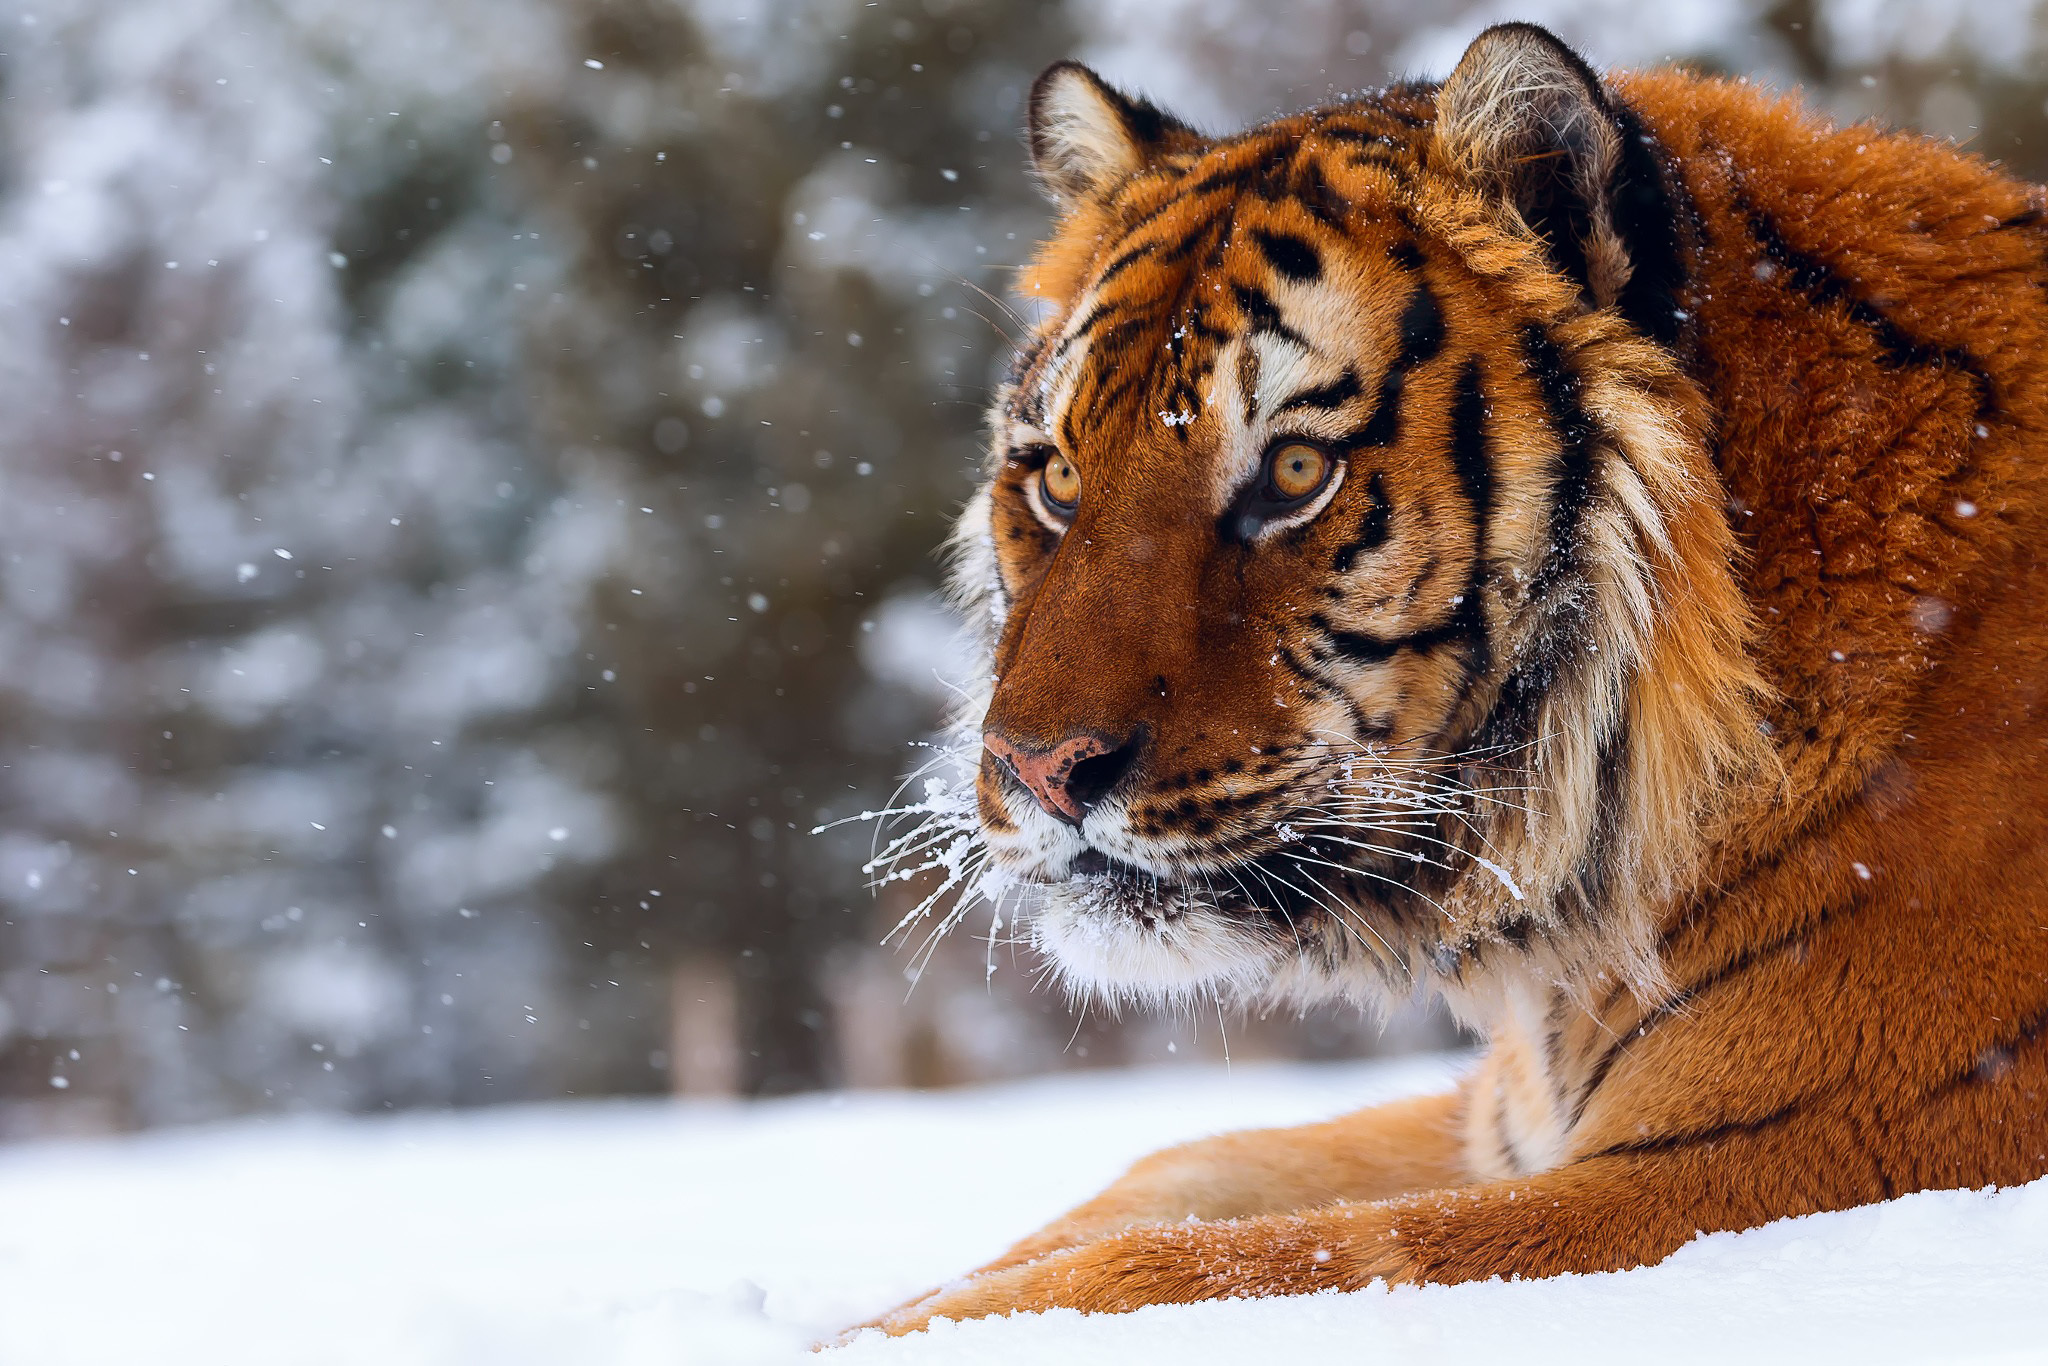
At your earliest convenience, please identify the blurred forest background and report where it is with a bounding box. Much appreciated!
[1,0,2044,1135]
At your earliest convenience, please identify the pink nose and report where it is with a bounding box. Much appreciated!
[983,732,1115,825]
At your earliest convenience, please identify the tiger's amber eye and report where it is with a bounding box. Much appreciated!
[1267,442,1330,502]
[1041,455,1081,511]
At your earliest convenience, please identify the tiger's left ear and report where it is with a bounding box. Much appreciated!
[1431,23,1632,309]
[1028,61,1200,208]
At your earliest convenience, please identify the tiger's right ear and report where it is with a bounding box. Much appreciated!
[1027,61,1197,208]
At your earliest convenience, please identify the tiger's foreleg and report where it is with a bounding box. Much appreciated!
[848,1087,1468,1337]
[867,1098,1899,1335]
[979,1086,1470,1271]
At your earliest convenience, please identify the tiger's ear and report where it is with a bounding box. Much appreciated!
[1431,24,1631,309]
[1028,61,1197,208]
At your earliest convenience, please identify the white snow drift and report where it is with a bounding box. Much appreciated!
[0,1053,2042,1365]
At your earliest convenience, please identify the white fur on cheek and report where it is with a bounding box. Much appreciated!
[945,483,1005,641]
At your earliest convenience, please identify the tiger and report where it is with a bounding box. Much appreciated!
[859,21,2048,1336]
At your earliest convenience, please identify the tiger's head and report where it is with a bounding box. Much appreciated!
[945,25,1772,1016]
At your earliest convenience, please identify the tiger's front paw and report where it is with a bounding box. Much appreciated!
[831,1251,1077,1345]
[856,1209,1409,1339]
[862,1255,1084,1338]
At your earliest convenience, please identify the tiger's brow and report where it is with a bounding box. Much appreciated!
[1274,369,1365,416]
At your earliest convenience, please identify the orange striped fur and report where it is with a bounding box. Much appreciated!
[860,23,2048,1336]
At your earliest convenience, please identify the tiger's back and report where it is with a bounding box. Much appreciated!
[868,25,2048,1332]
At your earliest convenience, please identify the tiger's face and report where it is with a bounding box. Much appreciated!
[946,39,1768,1012]
[973,183,1517,1001]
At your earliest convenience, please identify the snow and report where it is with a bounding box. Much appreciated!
[1,1052,2043,1365]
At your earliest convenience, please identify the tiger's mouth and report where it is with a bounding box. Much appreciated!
[1043,842,1378,936]
[1069,833,1405,903]
[1058,851,1251,923]
[1024,847,1349,1005]
[983,757,1497,1003]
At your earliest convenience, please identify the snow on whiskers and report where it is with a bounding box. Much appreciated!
[816,729,1536,1000]
[813,735,1019,989]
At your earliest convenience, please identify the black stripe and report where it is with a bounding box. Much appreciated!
[1160,215,1228,266]
[1059,354,1106,453]
[1185,163,1259,200]
[1475,651,1549,757]
[1570,898,1861,1127]
[1091,240,1158,290]
[1276,369,1361,415]
[1073,313,1155,370]
[1085,369,1149,428]
[1276,644,1338,700]
[1448,357,1492,547]
[1058,300,1119,353]
[1314,615,1401,665]
[1179,144,1292,204]
[1396,283,1445,367]
[1583,1095,1806,1161]
[1003,339,1045,411]
[1080,208,1227,325]
[1566,720,1631,922]
[1399,555,1440,608]
[1252,227,1322,282]
[1607,101,1691,351]
[1354,382,1403,449]
[1331,471,1390,574]
[1387,240,1423,271]
[1445,357,1494,687]
[1231,282,1308,347]
[1163,376,1204,439]
[1544,1004,1571,1111]
[1352,284,1445,449]
[1743,199,1997,417]
[1494,1085,1528,1173]
[1527,183,1596,309]
[1206,776,1300,813]
[1313,612,1472,667]
[1102,192,1183,241]
[1293,161,1349,232]
[1520,323,1598,597]
[1072,350,1143,441]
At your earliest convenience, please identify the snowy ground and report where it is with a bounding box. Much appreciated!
[1,1053,2044,1366]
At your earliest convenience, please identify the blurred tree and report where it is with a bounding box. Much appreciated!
[3,0,2045,1132]
[0,0,1073,1126]
[489,0,1073,1094]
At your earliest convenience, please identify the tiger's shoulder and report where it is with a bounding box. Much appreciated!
[1607,66,2048,845]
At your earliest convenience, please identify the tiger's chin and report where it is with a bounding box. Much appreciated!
[1025,861,1343,1009]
